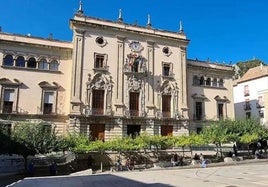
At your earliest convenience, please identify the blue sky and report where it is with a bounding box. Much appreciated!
[1,0,268,64]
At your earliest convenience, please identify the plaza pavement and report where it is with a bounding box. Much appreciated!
[5,159,268,187]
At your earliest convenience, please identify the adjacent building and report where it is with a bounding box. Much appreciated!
[233,64,268,127]
[0,5,235,140]
[187,59,234,133]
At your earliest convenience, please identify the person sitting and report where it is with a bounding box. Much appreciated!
[129,158,135,170]
[171,156,176,166]
[115,158,122,171]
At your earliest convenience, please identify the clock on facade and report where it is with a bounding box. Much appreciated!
[129,41,143,52]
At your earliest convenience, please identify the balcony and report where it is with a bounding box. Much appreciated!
[162,111,171,118]
[256,102,264,108]
[161,72,175,80]
[193,114,203,121]
[82,107,106,116]
[243,104,251,111]
[93,65,109,73]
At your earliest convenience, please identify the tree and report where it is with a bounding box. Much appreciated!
[11,122,63,171]
[234,59,264,78]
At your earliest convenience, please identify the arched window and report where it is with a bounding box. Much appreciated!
[15,56,25,67]
[193,76,199,85]
[212,78,217,87]
[38,59,48,70]
[219,79,224,87]
[206,78,211,86]
[49,60,59,71]
[200,76,205,85]
[3,55,14,66]
[27,57,37,68]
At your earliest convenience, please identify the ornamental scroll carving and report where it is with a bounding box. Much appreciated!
[128,76,141,91]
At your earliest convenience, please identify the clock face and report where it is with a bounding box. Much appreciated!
[129,41,142,52]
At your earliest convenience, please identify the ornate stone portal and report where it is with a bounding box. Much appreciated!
[85,73,113,116]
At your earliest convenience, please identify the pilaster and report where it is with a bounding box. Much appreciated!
[114,35,126,116]
[70,29,85,114]
[146,40,155,117]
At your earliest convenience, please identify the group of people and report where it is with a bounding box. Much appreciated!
[192,153,207,168]
[170,153,183,166]
[115,157,135,171]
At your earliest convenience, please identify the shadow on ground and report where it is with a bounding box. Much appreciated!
[7,174,176,187]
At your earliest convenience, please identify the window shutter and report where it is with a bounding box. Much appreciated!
[44,92,54,103]
[4,90,14,101]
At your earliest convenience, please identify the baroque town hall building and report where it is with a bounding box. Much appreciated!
[0,4,234,141]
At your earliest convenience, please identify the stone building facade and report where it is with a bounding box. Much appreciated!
[0,6,234,140]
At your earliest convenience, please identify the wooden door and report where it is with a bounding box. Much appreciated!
[161,125,173,136]
[90,124,105,141]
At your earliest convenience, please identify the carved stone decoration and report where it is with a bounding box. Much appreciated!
[158,80,179,118]
[160,80,177,95]
[86,73,113,116]
[128,76,141,91]
[124,53,147,73]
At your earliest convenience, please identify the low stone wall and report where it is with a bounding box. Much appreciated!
[75,149,194,171]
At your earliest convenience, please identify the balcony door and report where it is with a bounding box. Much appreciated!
[162,95,171,118]
[92,90,104,115]
[129,92,139,117]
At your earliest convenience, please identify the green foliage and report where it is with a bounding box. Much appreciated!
[201,119,268,146]
[11,122,61,155]
[235,59,264,78]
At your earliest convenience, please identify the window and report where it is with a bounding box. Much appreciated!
[196,127,202,134]
[127,125,141,139]
[39,82,59,114]
[92,90,104,115]
[27,57,37,68]
[218,103,224,119]
[206,78,211,86]
[3,55,13,66]
[163,64,170,76]
[244,99,251,110]
[38,59,48,70]
[193,76,199,85]
[15,56,25,67]
[129,92,139,116]
[162,47,171,56]
[200,76,205,85]
[257,96,264,108]
[95,54,104,68]
[43,91,54,114]
[162,95,171,118]
[244,85,249,96]
[212,78,217,87]
[219,79,224,87]
[49,60,59,71]
[2,89,14,113]
[246,112,251,119]
[96,37,104,45]
[259,110,264,118]
[195,102,203,120]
